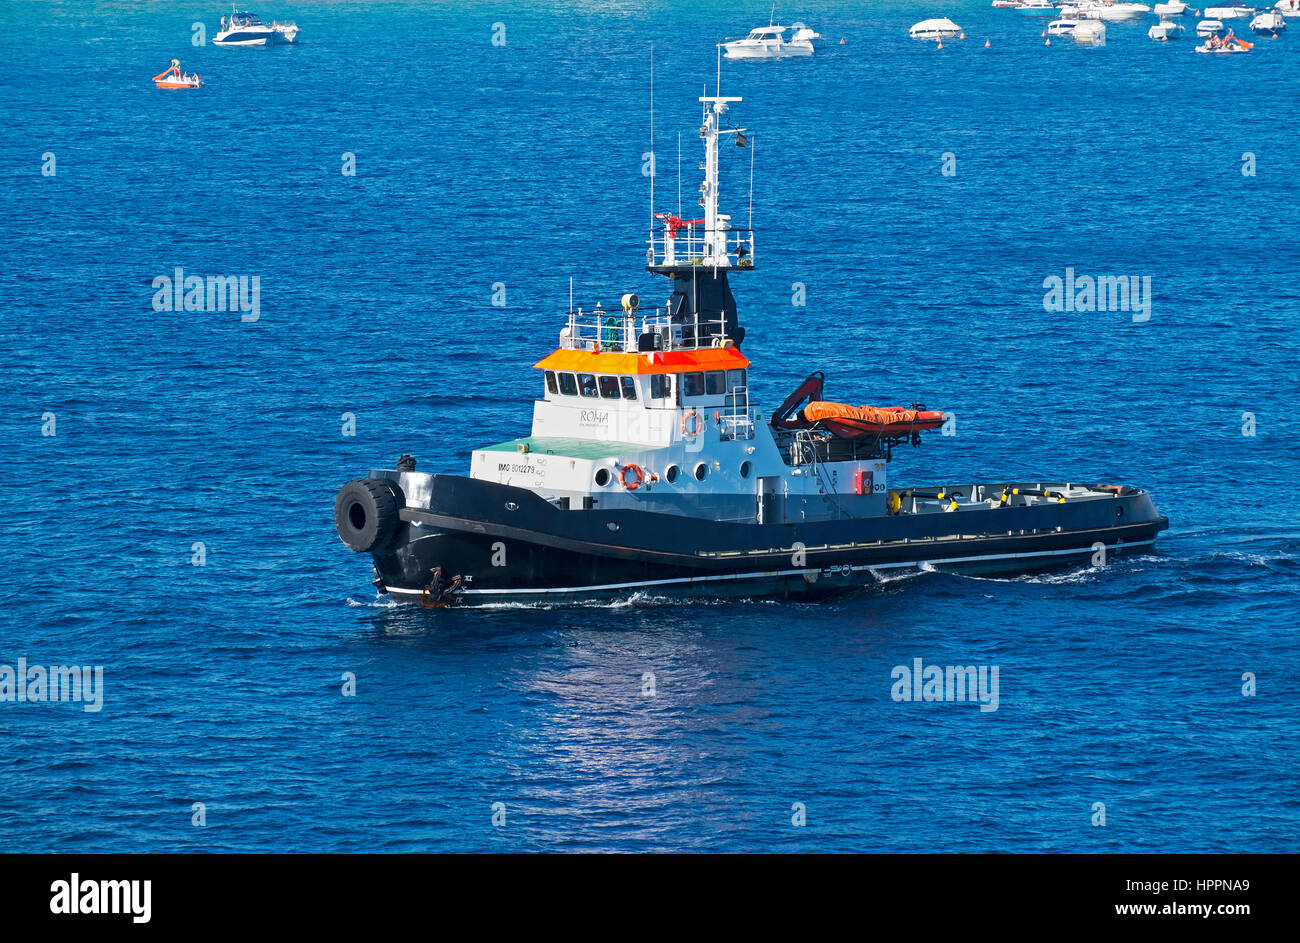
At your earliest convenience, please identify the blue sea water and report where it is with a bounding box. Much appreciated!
[1,0,1298,852]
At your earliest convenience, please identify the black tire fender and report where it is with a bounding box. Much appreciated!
[334,478,401,553]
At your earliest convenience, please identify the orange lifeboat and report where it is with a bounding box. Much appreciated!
[770,373,945,440]
[800,401,945,438]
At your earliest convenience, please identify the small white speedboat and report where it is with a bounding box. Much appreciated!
[1149,15,1187,37]
[909,17,964,39]
[1197,18,1227,33]
[1203,1,1256,18]
[1016,0,1060,14]
[1249,10,1288,31]
[722,25,813,58]
[1048,16,1082,33]
[1275,0,1300,18]
[1074,18,1108,40]
[1153,0,1192,12]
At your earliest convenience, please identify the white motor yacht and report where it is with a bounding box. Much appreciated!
[1047,15,1083,33]
[1153,0,1192,12]
[722,25,813,58]
[1275,0,1300,17]
[215,9,300,46]
[909,18,965,39]
[1149,14,1187,36]
[1249,10,1288,31]
[1203,1,1256,18]
[1197,17,1228,33]
[1084,2,1152,20]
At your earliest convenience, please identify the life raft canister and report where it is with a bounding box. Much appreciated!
[620,463,645,490]
[681,408,703,438]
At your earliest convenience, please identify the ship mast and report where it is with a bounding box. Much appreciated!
[645,83,754,348]
[698,93,741,267]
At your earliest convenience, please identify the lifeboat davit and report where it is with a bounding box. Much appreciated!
[801,402,946,438]
[153,60,203,89]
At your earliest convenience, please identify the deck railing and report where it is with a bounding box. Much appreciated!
[647,225,755,270]
[561,308,736,353]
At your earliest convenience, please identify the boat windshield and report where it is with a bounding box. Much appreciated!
[232,12,265,26]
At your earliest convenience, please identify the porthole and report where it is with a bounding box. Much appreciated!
[665,464,679,483]
[694,463,708,482]
[740,461,752,479]
[594,468,611,487]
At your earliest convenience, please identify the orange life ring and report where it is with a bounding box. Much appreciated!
[619,464,644,490]
[681,408,702,438]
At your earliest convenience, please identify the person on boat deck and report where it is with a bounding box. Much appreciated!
[221,15,227,30]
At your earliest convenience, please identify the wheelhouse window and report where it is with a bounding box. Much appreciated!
[705,371,726,396]
[558,373,578,396]
[545,370,559,394]
[651,374,673,399]
[683,372,705,397]
[620,376,637,400]
[726,369,747,392]
[578,373,599,398]
[598,375,621,399]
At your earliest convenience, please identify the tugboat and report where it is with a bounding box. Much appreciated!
[334,93,1169,606]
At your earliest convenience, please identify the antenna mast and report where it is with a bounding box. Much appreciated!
[698,88,743,266]
[649,43,654,233]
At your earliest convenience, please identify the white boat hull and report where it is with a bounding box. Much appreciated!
[1087,5,1151,21]
[1149,21,1187,37]
[1073,20,1108,41]
[1249,12,1288,32]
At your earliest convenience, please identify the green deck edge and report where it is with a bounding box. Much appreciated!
[479,436,657,461]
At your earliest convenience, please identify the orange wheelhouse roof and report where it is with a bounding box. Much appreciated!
[534,346,750,376]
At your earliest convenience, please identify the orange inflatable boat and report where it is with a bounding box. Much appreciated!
[800,401,946,438]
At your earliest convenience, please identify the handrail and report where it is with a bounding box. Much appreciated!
[560,307,734,353]
[647,225,755,269]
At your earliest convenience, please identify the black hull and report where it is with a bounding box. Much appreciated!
[357,474,1169,606]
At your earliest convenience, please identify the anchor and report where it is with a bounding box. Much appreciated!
[419,566,465,608]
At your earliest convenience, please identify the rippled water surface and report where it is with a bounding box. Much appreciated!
[1,0,1297,852]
